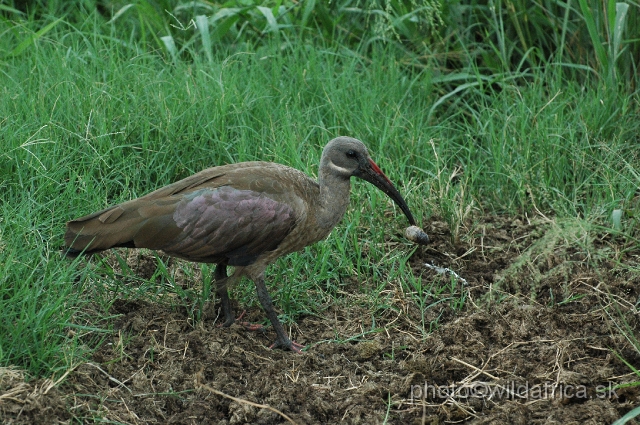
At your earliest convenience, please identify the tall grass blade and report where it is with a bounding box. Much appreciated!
[612,406,640,425]
[107,4,135,25]
[578,0,609,73]
[196,14,213,64]
[607,0,617,33]
[210,8,241,41]
[612,2,629,59]
[612,209,623,230]
[301,0,316,27]
[556,0,573,66]
[9,18,64,57]
[161,35,178,62]
[0,4,24,15]
[257,6,279,33]
[428,81,481,120]
[137,0,168,32]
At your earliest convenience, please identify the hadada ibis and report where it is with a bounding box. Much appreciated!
[65,136,429,353]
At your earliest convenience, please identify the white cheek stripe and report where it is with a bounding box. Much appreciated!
[328,162,352,176]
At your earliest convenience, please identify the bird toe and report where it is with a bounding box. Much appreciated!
[269,339,305,353]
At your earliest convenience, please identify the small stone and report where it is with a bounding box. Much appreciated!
[405,226,429,245]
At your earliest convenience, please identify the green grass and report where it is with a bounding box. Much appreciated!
[1,3,639,380]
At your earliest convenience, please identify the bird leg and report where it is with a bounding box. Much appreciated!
[214,265,265,331]
[214,264,235,327]
[254,275,304,353]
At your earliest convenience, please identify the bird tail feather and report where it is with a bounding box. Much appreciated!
[64,205,142,255]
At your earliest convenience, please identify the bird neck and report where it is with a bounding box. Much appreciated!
[316,165,352,229]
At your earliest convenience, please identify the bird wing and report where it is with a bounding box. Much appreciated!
[159,185,296,265]
[65,163,300,265]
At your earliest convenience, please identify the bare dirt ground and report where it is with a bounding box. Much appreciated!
[2,215,639,424]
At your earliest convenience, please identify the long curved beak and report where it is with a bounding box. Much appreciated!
[353,157,417,226]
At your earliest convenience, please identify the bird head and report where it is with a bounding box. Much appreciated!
[321,137,417,226]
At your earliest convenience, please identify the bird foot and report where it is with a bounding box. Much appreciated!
[235,310,267,332]
[269,339,305,354]
[241,322,266,332]
[217,310,266,332]
[226,310,302,351]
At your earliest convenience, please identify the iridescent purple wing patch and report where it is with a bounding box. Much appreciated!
[163,186,296,265]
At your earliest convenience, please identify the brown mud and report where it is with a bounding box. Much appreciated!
[2,215,639,424]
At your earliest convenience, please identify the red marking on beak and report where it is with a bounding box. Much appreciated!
[368,158,393,186]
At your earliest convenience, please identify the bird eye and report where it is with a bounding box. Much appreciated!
[346,150,357,159]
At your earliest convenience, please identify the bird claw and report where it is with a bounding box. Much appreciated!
[269,339,305,353]
[235,310,267,332]
[241,322,266,332]
[217,310,266,332]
